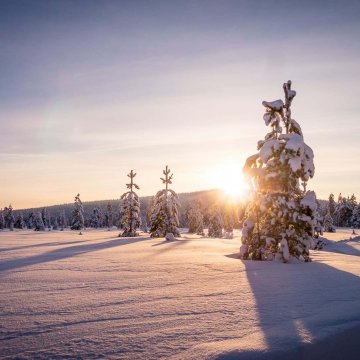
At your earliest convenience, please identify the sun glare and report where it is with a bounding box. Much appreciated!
[211,163,250,201]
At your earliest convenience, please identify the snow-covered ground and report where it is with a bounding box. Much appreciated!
[1,228,360,359]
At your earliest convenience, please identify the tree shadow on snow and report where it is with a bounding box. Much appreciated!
[0,236,151,273]
[221,254,360,359]
[322,236,360,257]
[0,240,88,253]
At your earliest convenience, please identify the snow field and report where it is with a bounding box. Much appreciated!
[1,229,360,359]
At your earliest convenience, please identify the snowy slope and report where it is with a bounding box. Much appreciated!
[1,229,360,359]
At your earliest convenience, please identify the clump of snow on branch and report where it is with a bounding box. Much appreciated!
[241,80,317,262]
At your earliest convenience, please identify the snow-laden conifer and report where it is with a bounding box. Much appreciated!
[90,207,102,228]
[0,209,4,230]
[208,205,223,238]
[334,196,353,227]
[351,204,360,229]
[241,81,316,262]
[328,193,336,218]
[106,202,113,230]
[149,166,180,239]
[119,170,141,237]
[34,212,45,231]
[70,193,84,231]
[187,202,204,235]
[323,210,336,232]
[4,205,15,231]
[14,213,26,229]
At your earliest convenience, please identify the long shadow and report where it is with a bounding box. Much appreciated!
[0,240,88,253]
[323,235,360,257]
[0,236,151,273]
[240,259,360,358]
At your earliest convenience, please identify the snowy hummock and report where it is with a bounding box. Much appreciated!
[1,229,360,359]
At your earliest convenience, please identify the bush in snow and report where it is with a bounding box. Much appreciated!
[149,166,180,238]
[34,212,45,231]
[323,210,336,232]
[208,205,223,238]
[70,193,85,231]
[119,170,141,237]
[241,81,316,262]
[187,202,204,235]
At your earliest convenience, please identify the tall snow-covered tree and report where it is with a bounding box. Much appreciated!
[41,208,48,229]
[70,193,84,231]
[187,202,204,235]
[208,205,223,238]
[27,212,34,229]
[149,166,180,239]
[34,212,45,231]
[119,170,141,237]
[241,81,316,262]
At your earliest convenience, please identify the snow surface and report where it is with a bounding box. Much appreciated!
[1,229,360,359]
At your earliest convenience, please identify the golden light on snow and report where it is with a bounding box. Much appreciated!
[210,163,250,201]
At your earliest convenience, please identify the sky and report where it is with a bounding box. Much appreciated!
[0,0,359,209]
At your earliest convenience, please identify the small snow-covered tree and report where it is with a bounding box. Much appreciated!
[223,205,238,238]
[323,210,336,232]
[119,170,141,237]
[4,205,15,231]
[149,166,180,239]
[59,210,66,231]
[351,204,360,229]
[14,213,26,229]
[34,212,45,231]
[90,207,102,228]
[241,81,316,262]
[334,196,353,227]
[208,205,223,238]
[106,202,113,230]
[328,193,336,218]
[187,202,204,235]
[0,209,4,230]
[70,193,84,231]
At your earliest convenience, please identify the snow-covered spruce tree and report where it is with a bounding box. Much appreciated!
[241,81,316,262]
[323,209,336,232]
[187,202,204,235]
[34,212,45,231]
[27,212,34,229]
[4,205,15,231]
[90,207,102,228]
[70,193,85,231]
[334,196,353,227]
[59,210,66,231]
[119,170,141,237]
[208,205,223,238]
[149,166,180,240]
[14,213,26,229]
[0,209,4,230]
[328,193,336,218]
[351,204,360,229]
[223,205,238,239]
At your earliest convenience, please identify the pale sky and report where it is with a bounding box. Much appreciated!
[1,0,359,209]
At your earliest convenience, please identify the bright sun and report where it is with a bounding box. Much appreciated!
[211,163,250,201]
